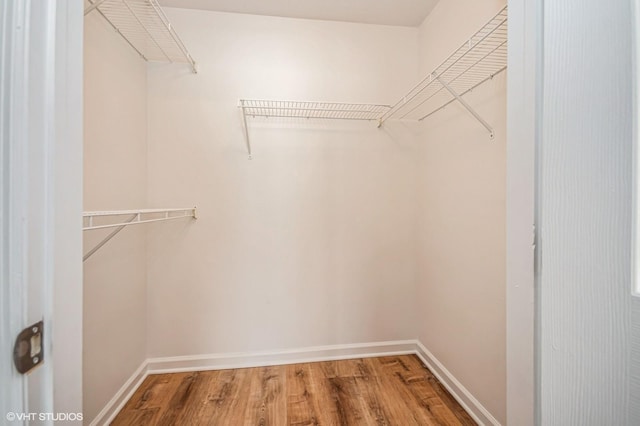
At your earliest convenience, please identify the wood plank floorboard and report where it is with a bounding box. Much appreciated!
[111,355,476,426]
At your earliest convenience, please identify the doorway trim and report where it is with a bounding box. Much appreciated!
[506,0,542,424]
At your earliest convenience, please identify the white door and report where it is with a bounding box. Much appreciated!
[1,1,83,424]
[538,0,640,424]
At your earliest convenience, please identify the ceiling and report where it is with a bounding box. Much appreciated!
[157,0,439,27]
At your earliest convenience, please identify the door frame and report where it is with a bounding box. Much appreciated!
[0,0,32,416]
[50,0,84,417]
[0,0,83,418]
[3,0,540,422]
[506,0,542,424]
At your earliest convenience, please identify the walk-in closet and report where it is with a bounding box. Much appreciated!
[82,1,507,424]
[3,0,637,424]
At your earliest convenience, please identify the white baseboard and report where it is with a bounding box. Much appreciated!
[414,341,501,426]
[91,339,500,426]
[90,360,149,426]
[146,340,417,374]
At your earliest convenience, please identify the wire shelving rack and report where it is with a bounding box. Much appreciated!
[238,100,391,159]
[239,100,390,121]
[379,5,508,137]
[237,6,508,156]
[85,0,197,73]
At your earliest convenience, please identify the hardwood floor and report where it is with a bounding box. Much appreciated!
[111,355,476,425]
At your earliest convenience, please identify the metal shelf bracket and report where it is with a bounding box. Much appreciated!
[83,208,197,261]
[239,100,253,160]
[435,75,495,139]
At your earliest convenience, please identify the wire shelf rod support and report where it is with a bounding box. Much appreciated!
[418,66,506,122]
[436,76,494,138]
[83,214,137,262]
[240,100,253,160]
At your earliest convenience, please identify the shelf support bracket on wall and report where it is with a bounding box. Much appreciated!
[83,214,137,262]
[239,100,253,160]
[435,75,495,139]
[83,208,197,262]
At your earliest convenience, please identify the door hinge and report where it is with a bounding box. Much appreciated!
[13,321,44,374]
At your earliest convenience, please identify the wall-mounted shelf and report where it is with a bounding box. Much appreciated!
[239,99,390,159]
[240,100,390,121]
[237,6,507,158]
[85,0,197,73]
[379,5,508,137]
[83,208,197,261]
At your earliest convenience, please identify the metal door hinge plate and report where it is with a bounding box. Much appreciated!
[13,321,44,374]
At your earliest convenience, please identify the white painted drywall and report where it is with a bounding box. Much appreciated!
[145,9,420,357]
[83,11,149,424]
[413,1,507,423]
[539,0,640,424]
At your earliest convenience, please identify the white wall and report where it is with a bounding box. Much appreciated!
[83,11,148,423]
[539,0,640,424]
[413,1,507,423]
[145,9,420,357]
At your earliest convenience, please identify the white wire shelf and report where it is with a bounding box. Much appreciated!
[240,100,390,121]
[85,0,197,73]
[235,6,507,157]
[379,5,507,137]
[239,99,391,159]
[83,208,197,261]
[83,208,197,231]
